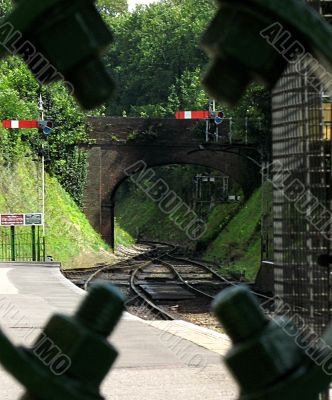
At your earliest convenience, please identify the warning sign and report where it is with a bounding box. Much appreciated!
[1,214,24,226]
[25,214,43,226]
[0,213,43,226]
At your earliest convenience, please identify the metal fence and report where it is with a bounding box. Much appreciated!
[271,4,332,396]
[272,62,331,334]
[0,227,45,262]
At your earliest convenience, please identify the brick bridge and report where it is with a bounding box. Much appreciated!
[82,117,261,248]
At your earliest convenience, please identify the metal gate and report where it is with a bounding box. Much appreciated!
[0,226,45,262]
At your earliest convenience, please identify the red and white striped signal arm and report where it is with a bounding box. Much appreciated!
[176,111,210,120]
[2,120,39,129]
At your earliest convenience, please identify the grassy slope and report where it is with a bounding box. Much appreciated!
[197,202,241,250]
[203,188,262,280]
[0,157,133,268]
[116,194,193,244]
[116,186,263,281]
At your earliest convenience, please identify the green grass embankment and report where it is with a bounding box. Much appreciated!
[116,183,263,281]
[115,191,194,245]
[0,157,133,268]
[203,188,262,280]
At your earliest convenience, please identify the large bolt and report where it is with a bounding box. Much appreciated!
[76,281,124,337]
[201,0,332,106]
[212,285,313,397]
[1,0,115,110]
[212,285,268,343]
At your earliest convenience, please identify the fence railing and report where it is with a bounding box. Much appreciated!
[0,226,45,262]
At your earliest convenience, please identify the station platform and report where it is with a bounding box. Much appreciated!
[0,262,237,400]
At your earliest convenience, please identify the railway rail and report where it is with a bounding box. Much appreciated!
[63,241,242,328]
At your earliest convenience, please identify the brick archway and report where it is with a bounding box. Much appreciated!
[82,117,261,248]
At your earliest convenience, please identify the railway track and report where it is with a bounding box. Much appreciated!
[63,241,238,328]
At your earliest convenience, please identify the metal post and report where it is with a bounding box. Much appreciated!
[10,226,15,262]
[1,232,4,262]
[39,92,46,257]
[205,119,209,142]
[31,226,36,261]
[41,145,45,239]
[210,99,216,112]
[37,226,40,261]
[209,98,219,143]
[42,236,46,262]
[245,115,248,144]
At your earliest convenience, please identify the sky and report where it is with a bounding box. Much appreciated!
[128,0,160,11]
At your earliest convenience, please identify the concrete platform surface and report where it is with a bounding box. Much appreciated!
[0,263,238,399]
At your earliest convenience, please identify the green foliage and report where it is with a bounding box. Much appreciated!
[105,0,215,116]
[0,57,90,205]
[0,0,12,17]
[167,68,209,113]
[230,235,261,281]
[115,164,263,280]
[203,188,263,280]
[0,156,134,267]
[197,202,241,250]
[117,193,193,244]
[103,0,270,145]
[53,148,88,207]
[98,0,128,16]
[223,84,271,146]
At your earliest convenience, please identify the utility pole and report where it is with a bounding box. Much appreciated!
[208,99,219,142]
[209,99,216,113]
[38,92,46,241]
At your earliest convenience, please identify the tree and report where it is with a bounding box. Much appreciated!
[0,56,91,205]
[98,0,128,16]
[103,0,271,148]
[0,0,12,17]
[104,0,215,115]
[167,68,209,113]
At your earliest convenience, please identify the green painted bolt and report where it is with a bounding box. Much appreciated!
[0,0,115,110]
[0,282,125,400]
[76,282,124,336]
[212,285,268,344]
[201,0,332,106]
[213,285,332,399]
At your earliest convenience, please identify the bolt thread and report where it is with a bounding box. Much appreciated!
[212,285,268,343]
[76,282,125,337]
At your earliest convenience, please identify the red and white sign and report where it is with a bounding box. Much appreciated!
[2,120,39,129]
[1,214,24,226]
[176,111,210,120]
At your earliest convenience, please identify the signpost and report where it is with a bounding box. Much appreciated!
[1,95,52,262]
[0,213,44,261]
[0,213,43,226]
[176,111,210,120]
[1,214,24,226]
[1,120,53,134]
[175,102,225,142]
[2,120,39,129]
[24,213,43,226]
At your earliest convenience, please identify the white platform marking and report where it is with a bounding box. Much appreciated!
[0,269,18,294]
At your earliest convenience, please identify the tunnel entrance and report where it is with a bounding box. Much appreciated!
[113,164,268,282]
